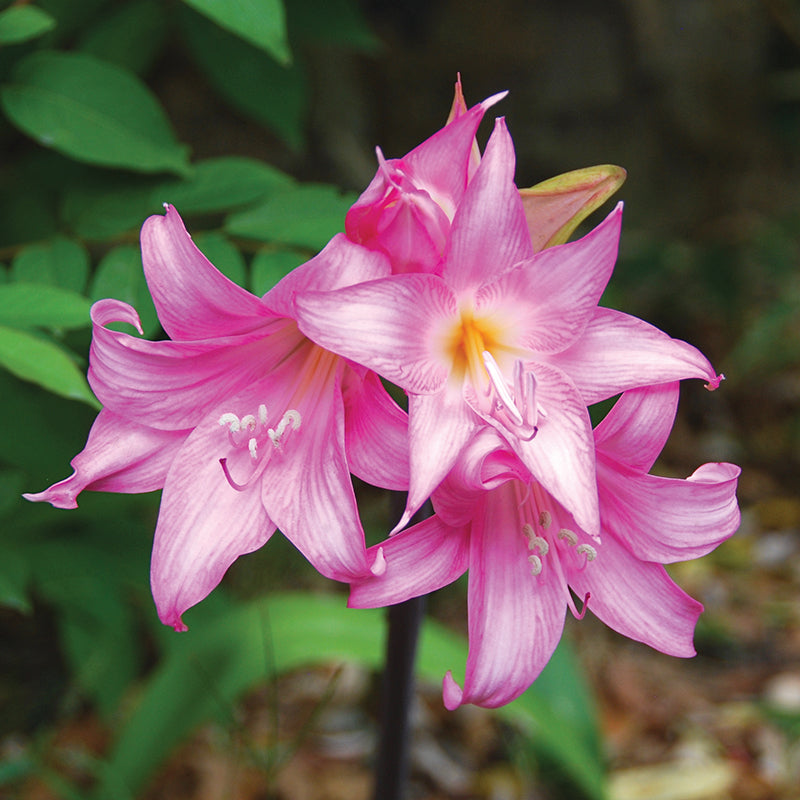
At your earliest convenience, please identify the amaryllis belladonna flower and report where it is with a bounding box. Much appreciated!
[26,206,408,630]
[349,383,740,709]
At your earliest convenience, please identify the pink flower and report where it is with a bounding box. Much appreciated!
[349,383,741,709]
[25,206,407,630]
[295,119,722,536]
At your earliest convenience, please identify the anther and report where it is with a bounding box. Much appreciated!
[218,412,240,432]
[528,554,543,576]
[248,437,258,460]
[558,529,578,546]
[240,414,257,432]
[539,510,552,529]
[576,544,597,561]
[258,404,268,425]
[268,409,302,449]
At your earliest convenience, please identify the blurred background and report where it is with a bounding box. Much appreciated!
[1,0,799,798]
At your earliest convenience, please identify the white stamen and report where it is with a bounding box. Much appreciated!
[530,536,549,555]
[268,409,302,449]
[539,510,552,529]
[240,414,257,432]
[283,409,302,430]
[528,554,543,576]
[558,529,578,546]
[218,412,240,432]
[258,404,268,425]
[576,544,597,561]
[248,437,258,459]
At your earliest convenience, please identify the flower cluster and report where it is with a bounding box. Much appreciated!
[26,78,740,708]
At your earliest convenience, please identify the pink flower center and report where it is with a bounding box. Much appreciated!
[218,404,302,491]
[443,311,541,442]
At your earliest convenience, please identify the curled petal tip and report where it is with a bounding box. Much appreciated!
[168,616,189,633]
[389,508,413,536]
[443,671,464,710]
[370,546,387,576]
[482,90,509,110]
[22,484,79,510]
[705,373,725,391]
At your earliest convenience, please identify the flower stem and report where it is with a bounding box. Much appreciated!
[371,496,430,800]
[372,594,427,800]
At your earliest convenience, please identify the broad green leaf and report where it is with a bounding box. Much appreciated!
[0,324,99,408]
[62,157,293,240]
[251,247,304,295]
[180,7,306,149]
[0,6,56,45]
[90,245,159,336]
[225,184,356,250]
[77,0,167,75]
[11,237,89,293]
[0,369,96,476]
[0,283,91,330]
[181,0,290,64]
[1,51,191,174]
[95,593,605,800]
[192,232,247,288]
[155,156,293,213]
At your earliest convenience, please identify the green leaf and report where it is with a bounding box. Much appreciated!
[1,51,191,174]
[0,6,56,45]
[192,232,247,288]
[180,7,307,149]
[180,0,290,64]
[77,0,168,75]
[251,247,304,295]
[62,157,294,240]
[95,593,605,799]
[225,184,356,250]
[11,236,89,293]
[0,283,91,330]
[0,324,99,408]
[90,245,159,336]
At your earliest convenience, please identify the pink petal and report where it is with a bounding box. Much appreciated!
[500,363,599,537]
[150,415,276,631]
[23,409,186,509]
[342,367,410,491]
[348,516,470,608]
[444,118,533,291]
[141,205,274,340]
[263,233,391,318]
[597,457,741,563]
[395,390,477,533]
[403,92,505,214]
[479,204,623,355]
[567,532,702,657]
[593,383,679,473]
[446,484,566,709]
[88,299,300,429]
[294,273,456,394]
[551,307,720,405]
